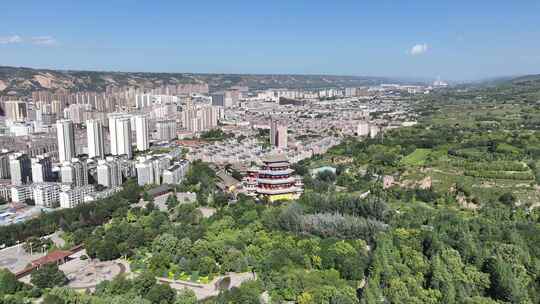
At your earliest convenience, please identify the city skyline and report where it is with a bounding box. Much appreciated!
[1,1,540,81]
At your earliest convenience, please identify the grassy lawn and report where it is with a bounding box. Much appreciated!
[400,148,432,166]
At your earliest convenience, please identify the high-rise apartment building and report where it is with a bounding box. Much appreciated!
[36,109,56,126]
[60,158,88,187]
[9,153,32,185]
[181,105,219,133]
[4,101,28,122]
[109,114,133,159]
[270,119,288,149]
[96,157,123,188]
[135,161,153,186]
[51,100,62,114]
[134,116,149,152]
[211,91,238,108]
[56,119,76,162]
[87,119,105,159]
[64,104,89,124]
[135,155,170,186]
[156,120,177,141]
[0,150,11,179]
[31,154,54,183]
[211,93,226,107]
[225,90,240,107]
[344,87,358,97]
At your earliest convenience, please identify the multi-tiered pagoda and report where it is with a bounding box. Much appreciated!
[244,154,303,202]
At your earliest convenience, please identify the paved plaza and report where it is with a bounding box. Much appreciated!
[64,259,127,290]
[0,244,46,274]
[0,232,69,274]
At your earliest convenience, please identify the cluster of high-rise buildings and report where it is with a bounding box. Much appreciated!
[0,76,422,221]
[2,100,27,122]
[0,111,190,212]
[180,103,221,133]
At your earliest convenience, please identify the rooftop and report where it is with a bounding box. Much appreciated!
[262,154,288,163]
[31,250,72,266]
[216,171,241,188]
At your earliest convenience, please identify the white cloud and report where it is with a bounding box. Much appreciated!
[0,35,23,44]
[409,43,429,56]
[31,36,57,46]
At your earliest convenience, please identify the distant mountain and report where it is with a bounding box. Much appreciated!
[510,74,540,84]
[0,66,401,97]
[460,74,540,90]
[0,66,206,97]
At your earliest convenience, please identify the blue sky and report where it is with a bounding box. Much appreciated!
[1,0,540,81]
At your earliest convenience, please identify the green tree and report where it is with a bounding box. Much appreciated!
[0,269,23,295]
[30,264,68,289]
[174,288,197,304]
[145,283,176,304]
[133,271,157,297]
[216,280,263,304]
[143,192,152,202]
[166,195,179,210]
[498,192,516,206]
[43,294,65,304]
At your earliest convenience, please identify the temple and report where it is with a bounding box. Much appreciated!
[244,154,303,202]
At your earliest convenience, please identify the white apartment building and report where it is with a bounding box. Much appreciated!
[96,157,123,188]
[151,104,177,120]
[56,119,76,162]
[9,123,33,136]
[156,120,177,141]
[32,183,61,208]
[162,160,189,185]
[135,155,171,186]
[357,121,370,137]
[60,158,88,187]
[135,94,179,109]
[9,153,32,185]
[4,101,27,122]
[87,119,105,159]
[64,104,89,124]
[0,185,11,202]
[31,154,53,183]
[134,115,149,152]
[369,125,380,139]
[109,113,133,159]
[181,105,220,133]
[59,185,95,209]
[270,119,288,149]
[10,185,32,203]
[0,150,11,179]
[135,161,154,186]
